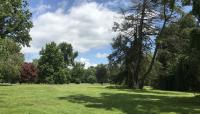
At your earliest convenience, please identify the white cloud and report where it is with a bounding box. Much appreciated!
[23,2,120,57]
[77,58,97,68]
[21,47,40,54]
[96,53,108,58]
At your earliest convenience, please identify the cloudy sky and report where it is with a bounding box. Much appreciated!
[22,0,131,68]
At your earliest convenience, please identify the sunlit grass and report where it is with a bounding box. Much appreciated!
[0,84,199,114]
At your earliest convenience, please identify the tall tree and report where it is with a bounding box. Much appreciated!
[109,0,178,88]
[37,42,66,84]
[0,0,32,83]
[153,14,197,90]
[95,64,108,84]
[58,42,78,67]
[141,0,179,88]
[0,0,32,46]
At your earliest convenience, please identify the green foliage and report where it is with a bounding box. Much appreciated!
[109,0,180,89]
[38,42,66,84]
[192,0,200,20]
[190,28,200,50]
[87,75,96,84]
[108,64,125,85]
[0,39,24,83]
[154,14,200,91]
[71,62,85,84]
[0,0,33,46]
[58,42,78,67]
[95,64,108,84]
[82,66,96,83]
[0,0,32,83]
[54,68,71,84]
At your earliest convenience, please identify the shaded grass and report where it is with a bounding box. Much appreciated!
[0,83,13,86]
[0,84,199,114]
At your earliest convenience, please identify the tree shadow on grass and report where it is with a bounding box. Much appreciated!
[105,86,194,96]
[58,92,200,114]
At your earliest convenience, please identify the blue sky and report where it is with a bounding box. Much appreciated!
[22,0,192,68]
[22,0,130,68]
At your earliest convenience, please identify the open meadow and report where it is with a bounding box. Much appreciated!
[0,84,199,114]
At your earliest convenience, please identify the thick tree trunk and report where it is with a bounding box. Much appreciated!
[139,80,145,89]
[127,60,134,88]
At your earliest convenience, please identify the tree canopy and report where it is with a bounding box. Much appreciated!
[0,0,33,46]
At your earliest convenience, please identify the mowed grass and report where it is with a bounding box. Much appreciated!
[0,84,200,114]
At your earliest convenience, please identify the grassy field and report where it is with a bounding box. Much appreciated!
[0,84,199,114]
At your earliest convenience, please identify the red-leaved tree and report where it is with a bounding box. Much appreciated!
[20,63,38,83]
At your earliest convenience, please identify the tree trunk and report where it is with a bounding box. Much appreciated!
[132,0,147,89]
[141,3,171,89]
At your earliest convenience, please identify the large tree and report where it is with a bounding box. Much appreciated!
[0,0,32,46]
[153,14,196,90]
[151,8,200,91]
[37,42,66,84]
[0,0,32,83]
[109,0,178,88]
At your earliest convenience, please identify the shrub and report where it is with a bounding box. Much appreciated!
[20,63,38,83]
[54,68,70,84]
[87,75,96,84]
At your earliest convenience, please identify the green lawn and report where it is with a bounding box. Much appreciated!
[0,84,199,114]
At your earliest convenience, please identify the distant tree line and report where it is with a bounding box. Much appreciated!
[1,41,110,84]
[30,41,109,84]
[0,40,110,84]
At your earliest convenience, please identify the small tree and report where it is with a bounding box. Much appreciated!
[20,63,38,83]
[0,39,24,83]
